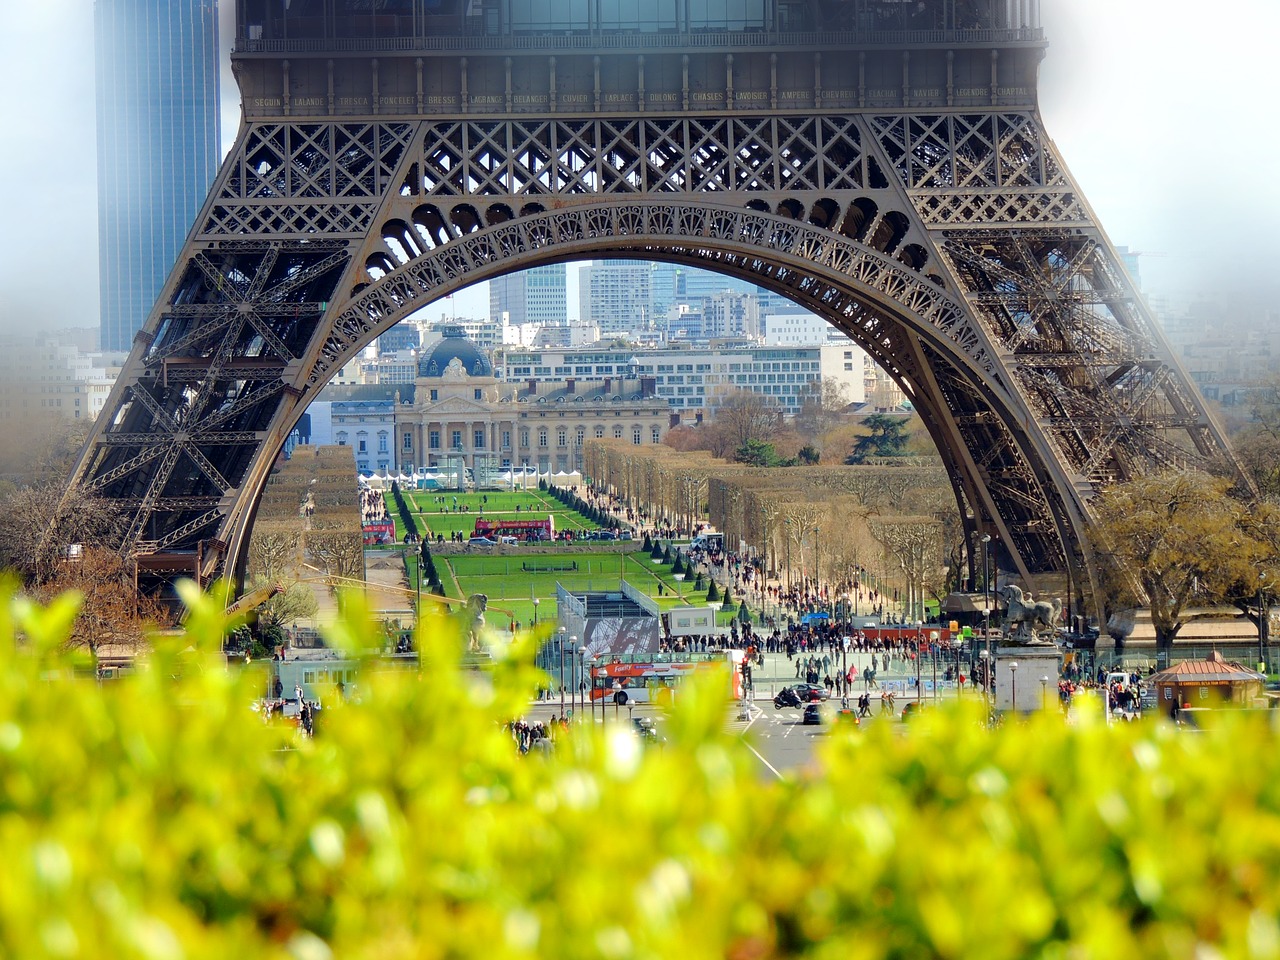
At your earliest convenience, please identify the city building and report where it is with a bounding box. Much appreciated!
[489,264,567,328]
[305,329,669,474]
[376,324,420,355]
[579,260,653,336]
[497,341,866,416]
[762,313,846,347]
[0,335,125,425]
[701,292,762,340]
[95,0,222,352]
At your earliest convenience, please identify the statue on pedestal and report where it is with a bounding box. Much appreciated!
[998,585,1061,646]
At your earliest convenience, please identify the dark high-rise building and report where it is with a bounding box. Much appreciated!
[95,0,221,351]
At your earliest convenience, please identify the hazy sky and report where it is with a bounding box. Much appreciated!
[1,0,1276,333]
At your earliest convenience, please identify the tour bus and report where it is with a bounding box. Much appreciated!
[473,515,555,542]
[588,650,745,705]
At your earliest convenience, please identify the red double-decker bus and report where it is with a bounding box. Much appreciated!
[589,651,746,705]
[472,516,555,542]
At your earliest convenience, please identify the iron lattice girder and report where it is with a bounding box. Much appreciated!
[933,226,1222,483]
[72,103,1242,603]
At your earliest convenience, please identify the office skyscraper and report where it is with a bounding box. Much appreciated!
[489,264,567,327]
[95,0,221,352]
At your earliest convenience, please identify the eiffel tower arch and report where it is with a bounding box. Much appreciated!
[69,0,1242,617]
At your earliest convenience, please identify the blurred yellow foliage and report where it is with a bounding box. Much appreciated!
[1,579,1279,959]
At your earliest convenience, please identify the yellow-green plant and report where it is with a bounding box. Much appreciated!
[2,578,1280,958]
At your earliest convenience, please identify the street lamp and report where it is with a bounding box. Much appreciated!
[558,626,567,714]
[1259,571,1269,671]
[1010,660,1019,714]
[1040,675,1049,711]
[813,526,820,614]
[532,596,540,629]
[578,644,589,722]
[978,649,990,710]
[980,533,992,639]
[784,519,792,595]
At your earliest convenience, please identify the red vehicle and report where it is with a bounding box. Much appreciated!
[472,516,554,541]
[589,651,745,705]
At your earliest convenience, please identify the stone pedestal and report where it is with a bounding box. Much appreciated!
[995,645,1061,712]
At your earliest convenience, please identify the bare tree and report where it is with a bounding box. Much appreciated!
[0,482,128,586]
[247,522,303,582]
[307,530,364,583]
[34,547,170,655]
[869,516,945,622]
[712,390,781,449]
[793,377,850,441]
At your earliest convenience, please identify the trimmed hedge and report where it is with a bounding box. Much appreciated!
[2,583,1280,958]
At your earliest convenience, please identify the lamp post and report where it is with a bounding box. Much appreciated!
[980,533,992,641]
[1259,571,1268,671]
[532,596,540,629]
[1010,660,1018,714]
[572,638,581,719]
[915,623,922,705]
[784,519,792,596]
[978,649,989,710]
[813,526,820,614]
[1040,675,1049,711]
[558,626,567,713]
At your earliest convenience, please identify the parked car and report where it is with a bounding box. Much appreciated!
[619,531,634,541]
[468,536,497,546]
[499,535,520,545]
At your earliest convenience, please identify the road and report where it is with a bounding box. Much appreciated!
[515,691,921,778]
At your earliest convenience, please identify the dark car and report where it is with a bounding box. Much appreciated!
[901,701,926,721]
[802,703,823,725]
[793,682,829,702]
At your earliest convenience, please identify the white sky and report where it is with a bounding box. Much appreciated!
[1,0,1276,332]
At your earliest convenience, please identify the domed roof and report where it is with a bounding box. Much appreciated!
[418,326,493,378]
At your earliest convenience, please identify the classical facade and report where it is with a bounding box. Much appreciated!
[306,329,670,475]
[402,329,669,475]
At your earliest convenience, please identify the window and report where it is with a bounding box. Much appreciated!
[520,429,530,446]
[576,427,585,446]
[632,427,642,445]
[557,428,567,447]
[538,428,548,447]
[403,433,413,450]
[430,389,438,401]
[595,426,604,438]
[429,431,440,450]
[451,430,463,450]
[474,389,482,400]
[358,439,367,453]
[613,425,623,439]
[502,430,511,448]
[377,433,389,454]
[651,426,661,443]
[474,429,485,449]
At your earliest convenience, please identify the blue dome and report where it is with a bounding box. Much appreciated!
[418,327,493,378]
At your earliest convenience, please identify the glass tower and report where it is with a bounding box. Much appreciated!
[95,0,221,352]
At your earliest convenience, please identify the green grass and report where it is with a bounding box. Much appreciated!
[387,489,603,540]
[439,550,732,628]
